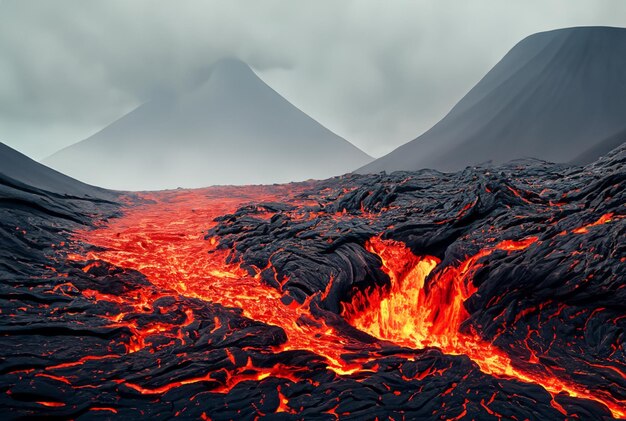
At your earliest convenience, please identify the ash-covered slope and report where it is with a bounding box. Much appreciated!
[360,26,626,174]
[44,59,372,190]
[0,142,115,199]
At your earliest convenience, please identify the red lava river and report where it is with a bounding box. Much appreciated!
[66,187,624,418]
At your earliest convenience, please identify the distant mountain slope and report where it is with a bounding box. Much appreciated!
[359,26,626,174]
[0,142,114,198]
[569,127,626,165]
[44,59,372,190]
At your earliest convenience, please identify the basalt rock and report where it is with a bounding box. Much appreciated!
[0,145,624,419]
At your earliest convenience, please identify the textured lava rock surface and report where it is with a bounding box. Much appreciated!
[0,145,624,420]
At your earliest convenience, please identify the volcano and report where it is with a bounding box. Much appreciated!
[3,26,626,421]
[359,26,626,174]
[43,59,372,190]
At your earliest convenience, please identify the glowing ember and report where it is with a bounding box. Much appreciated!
[572,212,616,234]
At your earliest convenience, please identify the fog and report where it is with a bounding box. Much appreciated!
[0,0,625,160]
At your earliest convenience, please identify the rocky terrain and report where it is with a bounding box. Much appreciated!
[1,143,624,419]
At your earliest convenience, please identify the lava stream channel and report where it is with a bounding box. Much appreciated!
[343,236,625,418]
[69,186,365,376]
[68,187,625,418]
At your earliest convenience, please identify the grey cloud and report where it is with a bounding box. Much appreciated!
[0,0,625,159]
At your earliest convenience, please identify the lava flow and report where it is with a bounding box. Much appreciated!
[69,185,368,378]
[3,144,625,419]
[343,236,626,418]
[64,185,626,418]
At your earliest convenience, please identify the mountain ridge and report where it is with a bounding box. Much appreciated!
[0,142,114,198]
[45,58,372,190]
[358,26,626,174]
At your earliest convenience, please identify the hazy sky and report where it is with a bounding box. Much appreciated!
[1,0,625,159]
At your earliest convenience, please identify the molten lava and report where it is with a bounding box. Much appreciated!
[342,236,537,352]
[63,187,625,418]
[68,186,368,383]
[343,236,625,418]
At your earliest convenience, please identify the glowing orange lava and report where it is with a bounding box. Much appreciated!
[69,186,366,382]
[342,236,537,353]
[343,236,625,419]
[572,212,616,234]
[66,187,625,418]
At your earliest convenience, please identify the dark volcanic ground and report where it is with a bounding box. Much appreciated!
[0,144,624,420]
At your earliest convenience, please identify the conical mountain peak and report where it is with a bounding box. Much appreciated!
[44,59,372,190]
[359,26,626,174]
[211,57,253,73]
[207,58,259,84]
